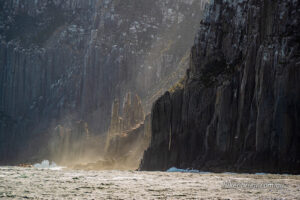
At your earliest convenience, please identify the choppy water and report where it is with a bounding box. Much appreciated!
[0,166,299,199]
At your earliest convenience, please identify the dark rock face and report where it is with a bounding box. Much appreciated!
[141,0,300,173]
[0,0,208,164]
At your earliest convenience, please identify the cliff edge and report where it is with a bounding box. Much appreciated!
[140,0,300,173]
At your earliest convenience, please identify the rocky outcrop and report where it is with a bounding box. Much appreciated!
[141,0,300,173]
[105,93,150,168]
[122,93,145,132]
[105,115,151,169]
[107,93,145,141]
[0,0,209,164]
[108,99,123,137]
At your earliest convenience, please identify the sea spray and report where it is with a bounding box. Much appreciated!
[33,160,64,170]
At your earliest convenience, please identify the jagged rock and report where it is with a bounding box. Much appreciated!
[105,93,150,168]
[122,93,145,131]
[107,92,145,139]
[106,114,151,169]
[141,0,300,174]
[108,99,123,137]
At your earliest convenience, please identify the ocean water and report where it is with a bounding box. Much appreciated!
[0,165,299,199]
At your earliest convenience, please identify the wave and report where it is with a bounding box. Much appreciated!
[166,167,207,173]
[33,160,64,170]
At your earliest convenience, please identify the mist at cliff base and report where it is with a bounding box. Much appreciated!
[46,140,145,171]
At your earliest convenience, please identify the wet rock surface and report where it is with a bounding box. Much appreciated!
[141,0,300,173]
[0,167,299,199]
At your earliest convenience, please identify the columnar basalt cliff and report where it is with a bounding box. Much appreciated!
[141,0,300,173]
[0,0,209,164]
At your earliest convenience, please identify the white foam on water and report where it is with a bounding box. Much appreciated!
[33,160,64,170]
[255,173,267,175]
[167,167,207,173]
[167,168,295,176]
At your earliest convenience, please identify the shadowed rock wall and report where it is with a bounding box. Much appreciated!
[141,0,300,174]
